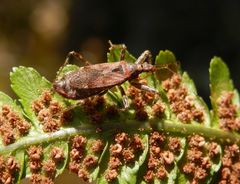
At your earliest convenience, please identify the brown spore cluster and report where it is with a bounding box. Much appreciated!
[105,132,144,182]
[27,145,65,183]
[28,145,43,173]
[82,96,119,124]
[0,156,20,184]
[30,174,54,184]
[128,79,165,121]
[0,105,30,145]
[144,132,181,183]
[51,147,65,163]
[162,74,204,123]
[82,96,105,124]
[217,91,240,131]
[32,90,72,132]
[69,135,104,182]
[218,144,240,184]
[182,135,220,184]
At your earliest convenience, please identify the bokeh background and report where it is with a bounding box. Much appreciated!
[1,0,240,183]
[1,0,240,103]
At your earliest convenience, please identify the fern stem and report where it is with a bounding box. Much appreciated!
[0,127,95,154]
[1,120,239,154]
[157,120,240,145]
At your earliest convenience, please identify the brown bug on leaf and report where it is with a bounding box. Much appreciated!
[53,44,161,108]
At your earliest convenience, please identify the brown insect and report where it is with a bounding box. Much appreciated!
[53,46,159,108]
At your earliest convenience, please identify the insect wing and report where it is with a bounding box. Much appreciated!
[68,62,130,89]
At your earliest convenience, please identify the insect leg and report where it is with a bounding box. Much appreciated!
[108,40,127,61]
[130,82,159,94]
[98,90,108,96]
[60,100,82,118]
[135,50,152,64]
[56,51,90,80]
[66,51,91,66]
[120,46,126,60]
[118,86,129,109]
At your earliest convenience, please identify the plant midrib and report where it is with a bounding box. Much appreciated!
[1,119,239,154]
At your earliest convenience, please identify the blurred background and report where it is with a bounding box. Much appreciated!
[1,0,240,104]
[0,0,240,183]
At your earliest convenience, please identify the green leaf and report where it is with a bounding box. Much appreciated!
[56,64,79,80]
[10,66,51,103]
[10,66,88,130]
[155,50,179,81]
[177,172,187,184]
[210,57,234,100]
[0,91,32,147]
[207,147,222,184]
[155,51,211,127]
[140,136,186,184]
[209,57,239,129]
[87,136,109,182]
[155,50,176,65]
[158,138,186,184]
[25,141,68,178]
[98,134,148,184]
[119,134,148,184]
[0,150,24,184]
[1,46,240,184]
[43,141,68,177]
[0,92,20,111]
[181,72,211,127]
[10,66,51,130]
[177,141,222,184]
[107,43,136,63]
[15,150,25,184]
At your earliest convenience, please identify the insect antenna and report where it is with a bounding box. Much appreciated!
[154,62,180,81]
[108,40,128,61]
[155,63,178,73]
[138,71,155,81]
[108,40,113,47]
[55,57,69,80]
[50,54,71,96]
[52,51,89,96]
[139,62,179,80]
[56,51,91,80]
